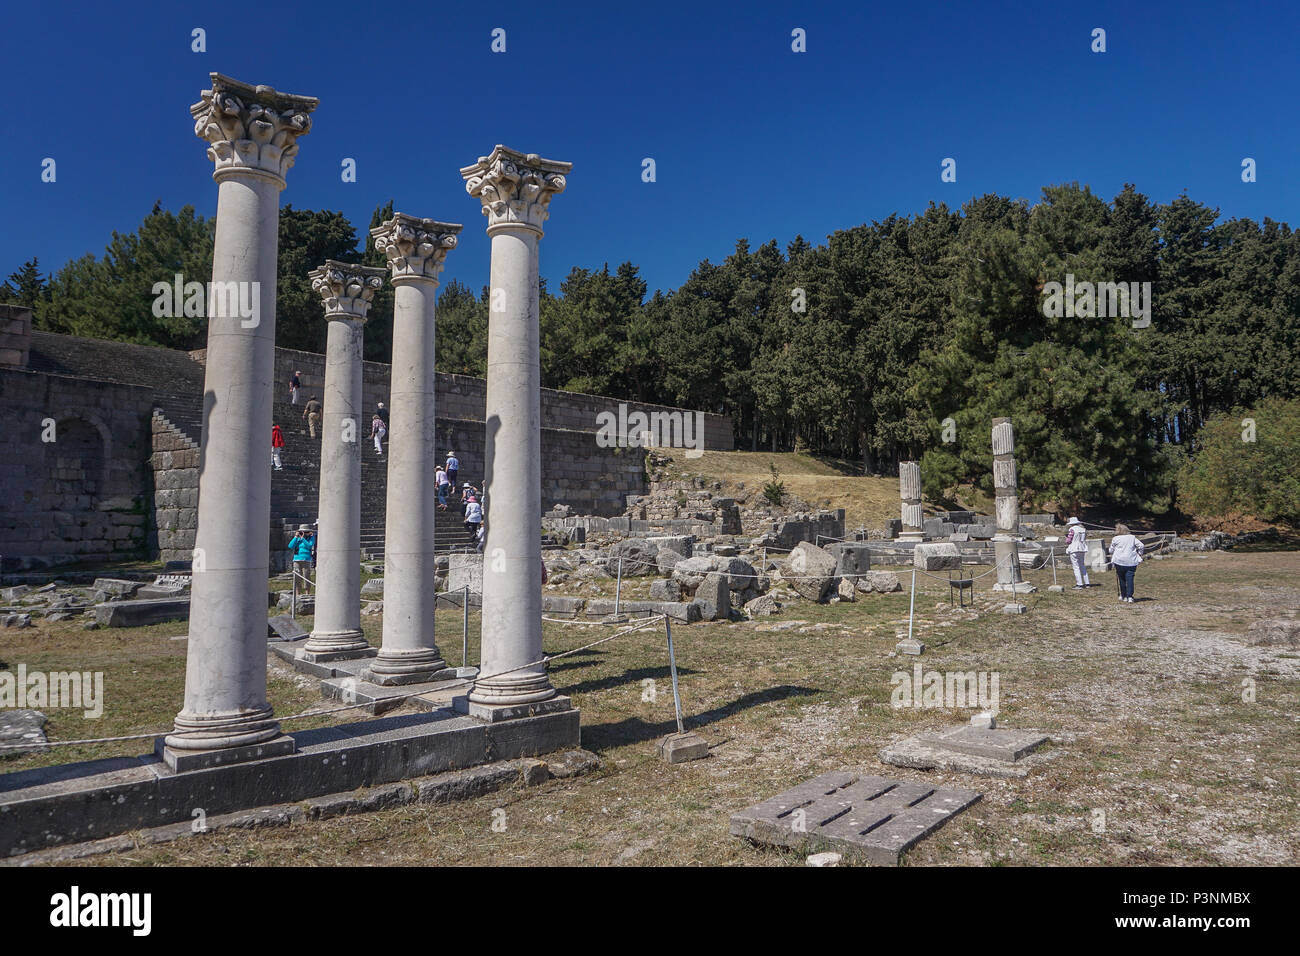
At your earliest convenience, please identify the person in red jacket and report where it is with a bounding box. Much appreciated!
[271,423,285,470]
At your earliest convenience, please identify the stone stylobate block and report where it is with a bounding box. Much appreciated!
[309,260,386,320]
[461,145,571,236]
[370,214,461,285]
[191,73,318,186]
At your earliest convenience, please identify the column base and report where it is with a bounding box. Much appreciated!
[362,649,454,686]
[468,671,557,708]
[455,694,572,723]
[156,734,296,773]
[163,705,283,753]
[298,629,377,663]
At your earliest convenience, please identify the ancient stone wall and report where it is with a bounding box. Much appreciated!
[0,368,153,570]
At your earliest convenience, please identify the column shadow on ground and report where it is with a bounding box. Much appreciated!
[556,663,701,697]
[579,684,819,753]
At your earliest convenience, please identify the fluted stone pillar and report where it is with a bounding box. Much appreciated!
[462,146,572,718]
[899,461,924,542]
[300,262,386,662]
[992,417,1035,593]
[163,74,316,768]
[362,214,462,685]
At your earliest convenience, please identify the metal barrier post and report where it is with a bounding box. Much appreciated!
[664,615,685,734]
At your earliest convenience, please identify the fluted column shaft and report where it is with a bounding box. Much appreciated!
[303,262,385,659]
[365,215,461,684]
[460,145,571,710]
[166,73,316,758]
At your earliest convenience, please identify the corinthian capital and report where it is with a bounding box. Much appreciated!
[309,260,386,321]
[191,73,318,185]
[461,145,571,234]
[369,213,462,285]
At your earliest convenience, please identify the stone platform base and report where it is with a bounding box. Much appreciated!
[3,748,601,865]
[158,734,295,772]
[0,706,580,858]
[730,769,980,866]
[296,645,379,665]
[455,695,573,723]
[320,673,473,716]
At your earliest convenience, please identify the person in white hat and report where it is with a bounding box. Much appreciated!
[1064,517,1090,589]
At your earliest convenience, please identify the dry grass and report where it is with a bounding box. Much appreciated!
[10,550,1297,867]
[659,449,992,529]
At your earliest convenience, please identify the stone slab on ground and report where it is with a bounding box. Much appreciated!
[93,597,191,627]
[879,725,1052,779]
[267,614,308,642]
[917,725,1048,762]
[0,710,47,756]
[729,769,981,866]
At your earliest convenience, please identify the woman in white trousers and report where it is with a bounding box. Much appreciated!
[1065,517,1090,589]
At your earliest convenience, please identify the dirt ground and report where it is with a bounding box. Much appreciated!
[9,548,1297,867]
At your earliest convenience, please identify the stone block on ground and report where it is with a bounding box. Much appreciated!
[671,555,716,593]
[649,578,682,602]
[783,541,838,603]
[730,770,981,866]
[836,578,856,602]
[913,542,961,571]
[656,548,686,575]
[743,594,780,618]
[856,571,903,594]
[657,731,708,763]
[94,597,190,628]
[693,574,731,621]
[605,538,660,576]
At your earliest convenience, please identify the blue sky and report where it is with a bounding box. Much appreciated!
[1,0,1295,297]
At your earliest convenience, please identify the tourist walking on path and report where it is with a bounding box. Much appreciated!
[1064,517,1090,589]
[1108,523,1145,603]
[271,423,285,471]
[460,483,480,510]
[370,412,387,457]
[436,466,450,510]
[445,451,459,490]
[289,370,301,405]
[303,395,322,438]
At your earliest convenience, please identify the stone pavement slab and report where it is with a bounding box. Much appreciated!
[730,769,980,865]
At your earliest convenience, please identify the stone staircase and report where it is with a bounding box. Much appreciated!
[152,389,479,557]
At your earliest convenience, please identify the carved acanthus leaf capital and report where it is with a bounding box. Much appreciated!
[309,260,386,321]
[369,214,462,284]
[191,73,318,185]
[461,145,572,234]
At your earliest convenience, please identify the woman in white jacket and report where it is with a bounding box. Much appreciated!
[1108,523,1145,603]
[1064,517,1090,589]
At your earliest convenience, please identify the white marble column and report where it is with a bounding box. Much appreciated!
[300,262,386,662]
[363,214,462,685]
[164,74,316,765]
[461,146,571,715]
[992,417,1035,593]
[899,461,924,542]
